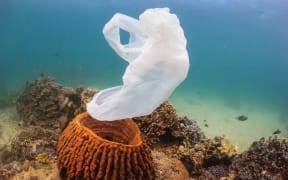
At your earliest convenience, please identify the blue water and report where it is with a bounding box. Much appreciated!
[1,0,288,121]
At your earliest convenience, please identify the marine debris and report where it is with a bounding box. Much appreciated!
[57,112,155,180]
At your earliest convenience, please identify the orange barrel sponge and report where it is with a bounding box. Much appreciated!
[56,112,155,180]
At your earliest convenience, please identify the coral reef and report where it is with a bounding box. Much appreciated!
[176,116,206,150]
[177,135,237,178]
[231,136,288,179]
[16,75,98,130]
[57,112,155,180]
[133,101,179,146]
[133,106,209,177]
[0,161,22,180]
[7,77,288,179]
[10,126,58,161]
[16,75,81,129]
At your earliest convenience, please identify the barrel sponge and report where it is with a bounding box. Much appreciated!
[56,112,155,180]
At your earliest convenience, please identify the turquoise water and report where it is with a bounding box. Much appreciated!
[1,0,288,148]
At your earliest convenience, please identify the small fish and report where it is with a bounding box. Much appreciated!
[273,129,281,135]
[236,115,248,121]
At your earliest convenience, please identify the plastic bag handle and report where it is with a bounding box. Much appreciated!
[103,13,147,62]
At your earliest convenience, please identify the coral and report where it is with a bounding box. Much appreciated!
[57,112,155,180]
[217,135,238,158]
[177,135,236,177]
[0,168,13,180]
[16,75,82,129]
[160,116,206,175]
[134,106,207,176]
[231,136,288,179]
[11,126,58,161]
[199,135,237,167]
[35,152,50,164]
[133,101,180,146]
[0,161,22,180]
[176,116,206,149]
[74,87,99,114]
[207,165,229,178]
[152,151,189,180]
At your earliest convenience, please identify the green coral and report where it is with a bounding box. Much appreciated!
[217,135,237,158]
[35,152,50,164]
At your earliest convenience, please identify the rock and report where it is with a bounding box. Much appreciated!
[153,151,190,180]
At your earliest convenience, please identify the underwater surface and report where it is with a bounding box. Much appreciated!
[1,0,288,151]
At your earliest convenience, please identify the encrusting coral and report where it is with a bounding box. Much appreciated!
[57,112,155,180]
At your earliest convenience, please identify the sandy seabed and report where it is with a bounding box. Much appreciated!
[0,107,19,151]
[171,90,288,152]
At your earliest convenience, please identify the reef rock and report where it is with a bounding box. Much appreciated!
[231,136,288,179]
[153,151,189,180]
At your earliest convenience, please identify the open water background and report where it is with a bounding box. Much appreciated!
[0,0,288,128]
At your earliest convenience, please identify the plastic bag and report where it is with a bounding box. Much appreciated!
[87,8,189,121]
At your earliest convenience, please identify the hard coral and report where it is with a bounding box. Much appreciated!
[231,136,288,180]
[16,75,99,130]
[11,126,58,161]
[179,135,236,177]
[16,75,81,129]
[133,101,179,146]
[57,112,155,180]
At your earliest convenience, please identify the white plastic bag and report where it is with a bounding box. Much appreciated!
[87,8,189,121]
